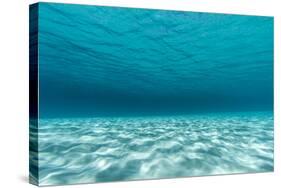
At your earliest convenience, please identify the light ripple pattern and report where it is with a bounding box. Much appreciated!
[37,112,273,185]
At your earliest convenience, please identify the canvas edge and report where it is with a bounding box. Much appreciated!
[29,2,40,186]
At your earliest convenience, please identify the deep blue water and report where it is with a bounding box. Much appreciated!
[38,3,273,117]
[30,2,274,186]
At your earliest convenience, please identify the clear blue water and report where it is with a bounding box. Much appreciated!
[30,2,273,186]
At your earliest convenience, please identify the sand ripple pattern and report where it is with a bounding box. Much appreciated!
[37,112,273,185]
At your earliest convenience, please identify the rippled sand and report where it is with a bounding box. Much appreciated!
[33,111,273,186]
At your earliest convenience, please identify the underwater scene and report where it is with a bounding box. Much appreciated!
[30,2,274,186]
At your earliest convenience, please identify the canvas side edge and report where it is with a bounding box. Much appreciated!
[29,3,39,186]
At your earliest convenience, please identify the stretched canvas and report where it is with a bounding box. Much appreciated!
[29,2,274,186]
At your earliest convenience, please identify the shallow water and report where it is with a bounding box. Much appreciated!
[36,111,273,185]
[29,3,274,186]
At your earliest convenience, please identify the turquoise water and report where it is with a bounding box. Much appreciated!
[30,2,274,186]
[37,3,273,117]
